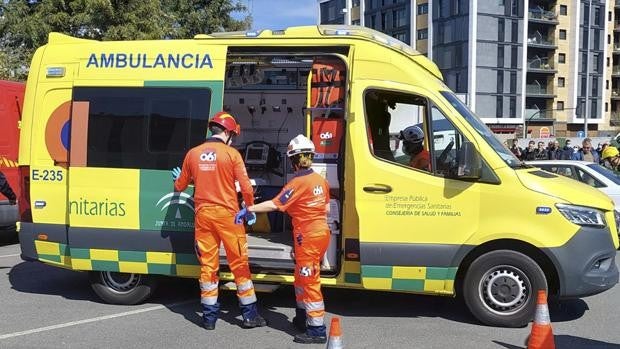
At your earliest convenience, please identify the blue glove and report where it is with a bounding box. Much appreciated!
[234,208,257,226]
[246,212,257,226]
[171,167,181,181]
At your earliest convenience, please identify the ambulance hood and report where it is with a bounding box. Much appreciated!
[516,168,614,211]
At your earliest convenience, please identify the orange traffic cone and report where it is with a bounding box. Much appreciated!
[527,290,555,349]
[326,316,343,349]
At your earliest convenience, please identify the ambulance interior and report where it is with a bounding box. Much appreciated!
[221,52,346,275]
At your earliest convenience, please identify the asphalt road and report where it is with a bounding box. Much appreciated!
[1,242,619,349]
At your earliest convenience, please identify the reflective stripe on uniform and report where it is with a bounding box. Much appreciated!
[200,282,219,292]
[307,316,324,327]
[238,293,257,305]
[201,296,218,305]
[237,280,254,292]
[304,301,324,312]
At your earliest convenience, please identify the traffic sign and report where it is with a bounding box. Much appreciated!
[539,127,550,138]
[576,131,585,138]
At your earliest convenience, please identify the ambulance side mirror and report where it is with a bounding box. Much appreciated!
[457,141,482,179]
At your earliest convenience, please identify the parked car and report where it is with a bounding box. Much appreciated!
[526,160,620,209]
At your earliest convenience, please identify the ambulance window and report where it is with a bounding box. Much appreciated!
[364,89,430,172]
[429,106,466,178]
[73,87,211,170]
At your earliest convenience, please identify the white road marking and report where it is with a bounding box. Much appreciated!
[0,254,20,258]
[0,299,195,340]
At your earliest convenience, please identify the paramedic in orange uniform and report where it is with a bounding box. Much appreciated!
[173,111,266,330]
[235,134,330,344]
[399,125,430,171]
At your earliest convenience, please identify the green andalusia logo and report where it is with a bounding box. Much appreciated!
[140,170,195,232]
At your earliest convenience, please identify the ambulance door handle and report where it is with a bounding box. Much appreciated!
[363,184,392,194]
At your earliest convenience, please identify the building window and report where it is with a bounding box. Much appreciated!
[593,54,599,72]
[511,0,518,16]
[353,0,361,6]
[393,31,407,42]
[498,45,504,68]
[594,7,600,26]
[417,29,428,40]
[606,80,609,89]
[510,72,517,93]
[511,20,518,43]
[497,71,504,93]
[609,11,612,22]
[352,19,360,25]
[511,46,518,68]
[608,34,611,45]
[381,12,386,30]
[560,5,567,15]
[393,7,407,28]
[607,57,610,67]
[558,53,566,63]
[509,97,516,118]
[592,76,598,95]
[557,101,564,110]
[417,3,428,15]
[592,100,598,118]
[559,30,566,40]
[558,77,565,87]
[498,18,505,41]
[496,96,504,117]
[606,102,609,112]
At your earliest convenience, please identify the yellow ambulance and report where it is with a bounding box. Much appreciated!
[17,25,618,327]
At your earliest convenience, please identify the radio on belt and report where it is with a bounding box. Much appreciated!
[312,117,343,163]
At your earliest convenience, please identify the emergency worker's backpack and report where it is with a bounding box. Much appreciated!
[310,59,346,109]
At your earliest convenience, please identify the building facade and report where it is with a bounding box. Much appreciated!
[318,0,618,137]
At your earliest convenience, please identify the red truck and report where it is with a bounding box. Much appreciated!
[0,80,25,238]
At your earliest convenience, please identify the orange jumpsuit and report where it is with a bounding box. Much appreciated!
[409,149,430,171]
[174,138,256,309]
[273,169,330,328]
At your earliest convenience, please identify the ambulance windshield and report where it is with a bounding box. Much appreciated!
[440,91,521,168]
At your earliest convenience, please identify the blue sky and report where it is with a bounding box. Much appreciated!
[238,0,318,30]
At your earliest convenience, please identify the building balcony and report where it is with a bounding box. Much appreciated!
[527,57,557,73]
[611,112,620,126]
[612,89,620,100]
[614,44,620,53]
[525,108,554,121]
[615,21,620,31]
[527,35,556,49]
[613,66,620,76]
[528,8,559,25]
[526,84,555,98]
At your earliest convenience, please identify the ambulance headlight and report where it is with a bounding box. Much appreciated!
[556,204,606,228]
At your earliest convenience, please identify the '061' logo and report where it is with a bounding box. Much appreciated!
[200,151,217,162]
[312,185,324,196]
[319,132,333,140]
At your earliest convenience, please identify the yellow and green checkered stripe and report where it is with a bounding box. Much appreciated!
[34,240,201,277]
[35,241,72,268]
[361,265,457,295]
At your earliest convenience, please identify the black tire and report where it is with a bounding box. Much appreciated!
[462,250,547,327]
[89,271,158,305]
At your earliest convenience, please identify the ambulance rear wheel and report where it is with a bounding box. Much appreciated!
[463,250,547,328]
[89,271,158,305]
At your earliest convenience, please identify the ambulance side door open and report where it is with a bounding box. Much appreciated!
[352,81,482,295]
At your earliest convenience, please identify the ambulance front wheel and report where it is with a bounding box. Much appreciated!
[89,271,158,305]
[462,250,547,328]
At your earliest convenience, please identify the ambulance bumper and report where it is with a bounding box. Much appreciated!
[543,226,618,298]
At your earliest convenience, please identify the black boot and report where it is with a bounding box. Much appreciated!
[202,302,220,330]
[293,325,327,344]
[292,308,307,332]
[239,302,268,328]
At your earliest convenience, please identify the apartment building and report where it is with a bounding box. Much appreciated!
[318,0,618,137]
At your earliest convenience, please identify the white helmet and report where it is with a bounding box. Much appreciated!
[399,125,424,144]
[287,134,315,157]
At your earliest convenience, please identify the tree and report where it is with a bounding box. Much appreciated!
[0,0,250,81]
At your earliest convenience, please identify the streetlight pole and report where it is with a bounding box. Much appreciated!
[584,0,592,136]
